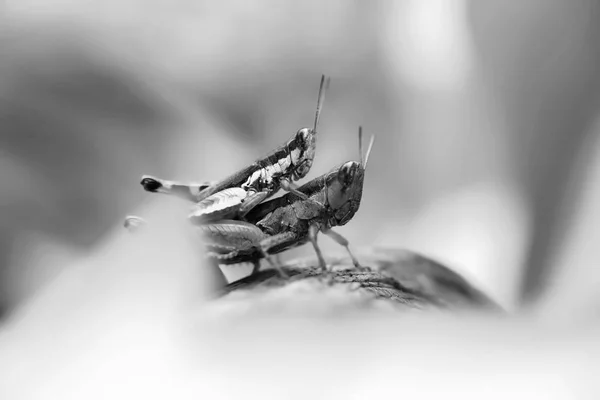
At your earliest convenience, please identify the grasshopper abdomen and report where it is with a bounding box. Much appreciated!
[201,127,375,274]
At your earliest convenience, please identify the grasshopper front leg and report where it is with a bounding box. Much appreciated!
[279,178,310,200]
[322,229,364,270]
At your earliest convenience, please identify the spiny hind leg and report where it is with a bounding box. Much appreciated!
[201,222,296,278]
[322,229,365,270]
[140,175,214,203]
[199,220,274,277]
[207,244,279,277]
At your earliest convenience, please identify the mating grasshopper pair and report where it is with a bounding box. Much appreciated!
[125,76,374,277]
[200,127,374,276]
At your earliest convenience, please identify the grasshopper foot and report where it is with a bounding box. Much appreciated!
[322,270,336,286]
[356,265,372,272]
[353,261,370,272]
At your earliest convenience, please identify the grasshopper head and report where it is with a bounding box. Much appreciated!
[325,127,374,227]
[325,161,364,227]
[291,127,317,180]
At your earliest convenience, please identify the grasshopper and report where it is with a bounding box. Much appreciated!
[139,75,331,224]
[197,127,375,275]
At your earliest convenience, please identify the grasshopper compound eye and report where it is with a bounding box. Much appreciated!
[338,161,358,188]
[295,128,311,148]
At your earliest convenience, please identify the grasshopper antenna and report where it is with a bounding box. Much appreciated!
[363,134,375,169]
[313,74,331,134]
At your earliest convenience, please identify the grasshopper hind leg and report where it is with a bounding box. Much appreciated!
[200,220,287,278]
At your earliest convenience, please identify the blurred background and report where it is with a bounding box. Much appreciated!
[3,1,600,398]
[1,0,600,321]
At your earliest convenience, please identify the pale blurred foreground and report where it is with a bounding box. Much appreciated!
[0,201,599,399]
